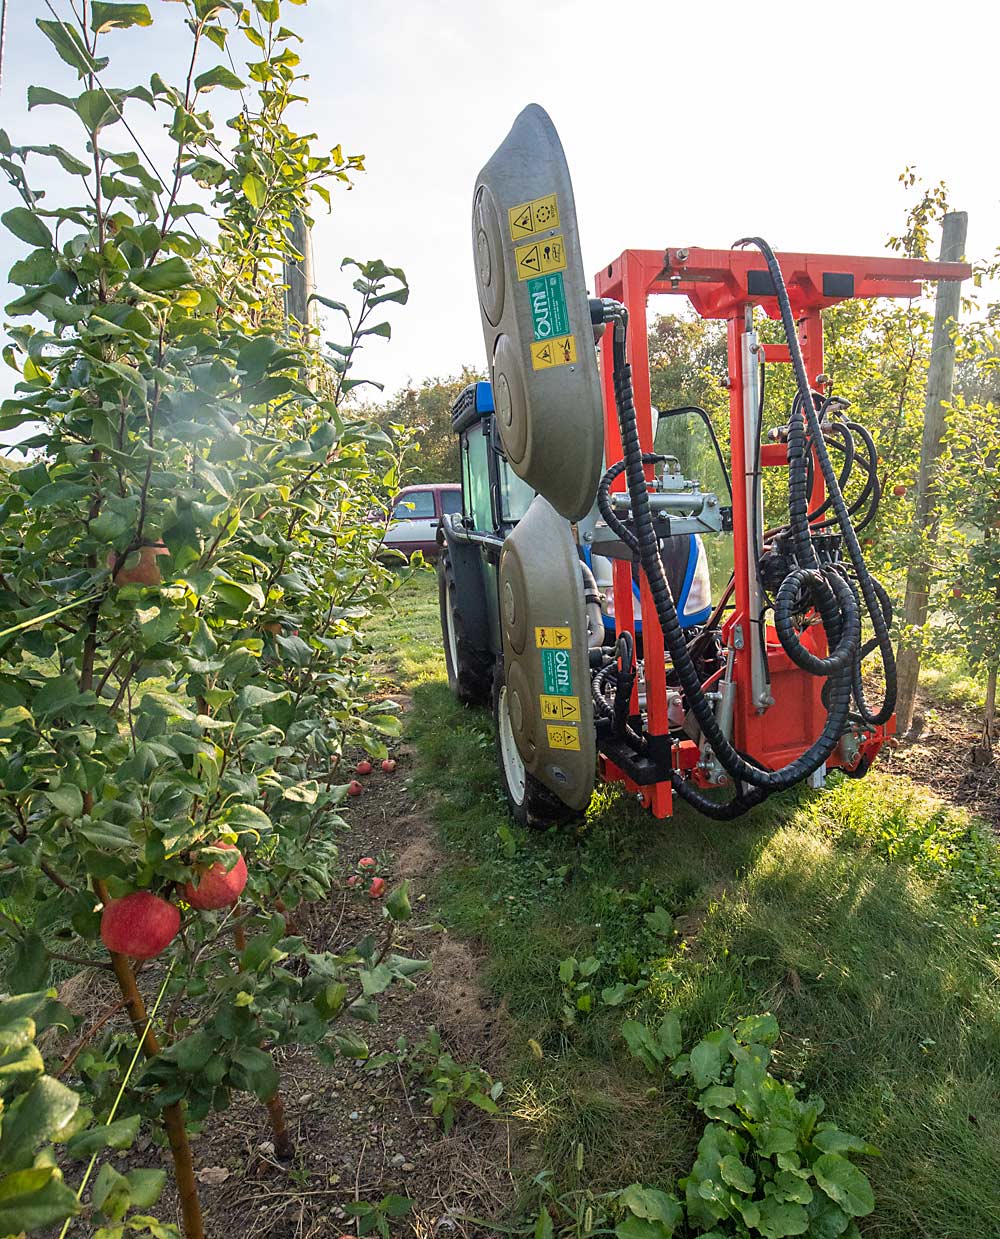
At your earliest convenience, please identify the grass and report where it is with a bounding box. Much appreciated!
[377,571,1000,1238]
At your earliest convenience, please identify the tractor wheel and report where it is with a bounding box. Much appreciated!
[438,546,493,706]
[492,665,576,830]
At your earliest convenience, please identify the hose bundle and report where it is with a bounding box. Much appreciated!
[596,239,895,818]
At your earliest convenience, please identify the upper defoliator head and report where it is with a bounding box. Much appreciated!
[472,104,605,522]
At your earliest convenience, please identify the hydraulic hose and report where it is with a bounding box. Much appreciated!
[601,301,853,794]
[735,237,896,725]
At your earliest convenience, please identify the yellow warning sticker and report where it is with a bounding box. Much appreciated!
[508,193,560,240]
[515,235,567,281]
[535,626,572,649]
[530,335,577,370]
[540,694,581,722]
[547,724,581,751]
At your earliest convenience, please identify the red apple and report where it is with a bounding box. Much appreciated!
[892,484,908,497]
[101,892,180,960]
[952,585,963,597]
[359,857,376,869]
[356,760,373,775]
[381,759,396,773]
[184,842,248,911]
[368,877,386,899]
[348,780,363,797]
[347,875,359,887]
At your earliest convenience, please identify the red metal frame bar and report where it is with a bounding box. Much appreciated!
[595,245,971,819]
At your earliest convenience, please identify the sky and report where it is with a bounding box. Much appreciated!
[2,0,999,407]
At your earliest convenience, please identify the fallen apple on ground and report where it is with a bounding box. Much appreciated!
[359,857,376,869]
[368,877,386,899]
[101,891,180,959]
[348,780,363,796]
[381,758,396,773]
[184,842,248,911]
[356,759,373,775]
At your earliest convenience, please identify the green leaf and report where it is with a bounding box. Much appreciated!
[656,1012,682,1058]
[812,1128,880,1157]
[534,1206,553,1239]
[0,1076,79,1169]
[6,935,50,993]
[241,173,266,208]
[132,257,194,293]
[66,1114,140,1157]
[734,1012,780,1047]
[812,1154,876,1218]
[385,881,411,922]
[690,1031,727,1088]
[36,20,107,78]
[0,1167,79,1234]
[194,65,246,92]
[619,1184,683,1232]
[558,957,576,983]
[718,1153,755,1193]
[2,208,53,249]
[90,3,153,33]
[756,1196,810,1238]
[43,784,83,818]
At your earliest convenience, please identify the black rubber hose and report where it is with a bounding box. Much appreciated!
[735,238,896,724]
[605,305,853,791]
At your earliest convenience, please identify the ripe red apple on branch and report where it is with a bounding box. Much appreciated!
[184,842,248,911]
[101,891,181,959]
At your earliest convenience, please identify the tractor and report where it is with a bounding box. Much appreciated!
[437,104,970,827]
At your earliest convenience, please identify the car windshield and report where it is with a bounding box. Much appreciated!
[391,491,435,520]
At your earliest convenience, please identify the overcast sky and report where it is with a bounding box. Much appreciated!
[2,0,998,405]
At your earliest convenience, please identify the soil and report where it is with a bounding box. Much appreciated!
[884,690,1000,831]
[57,697,512,1239]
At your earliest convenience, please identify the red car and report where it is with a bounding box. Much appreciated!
[382,483,462,561]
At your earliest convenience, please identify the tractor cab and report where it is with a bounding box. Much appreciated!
[446,379,715,645]
[450,380,534,537]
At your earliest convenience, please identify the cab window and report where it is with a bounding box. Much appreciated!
[391,490,435,520]
[440,489,462,516]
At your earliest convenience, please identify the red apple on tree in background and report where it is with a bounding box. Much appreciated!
[356,760,372,775]
[368,877,386,899]
[952,584,964,598]
[348,780,363,797]
[184,842,248,911]
[892,484,908,497]
[101,891,180,960]
[381,759,396,773]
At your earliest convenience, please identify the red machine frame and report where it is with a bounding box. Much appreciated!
[594,246,971,818]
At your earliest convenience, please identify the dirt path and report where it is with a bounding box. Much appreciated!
[179,714,511,1239]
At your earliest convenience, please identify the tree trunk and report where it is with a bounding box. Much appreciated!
[895,210,969,733]
[974,664,998,765]
[96,882,205,1239]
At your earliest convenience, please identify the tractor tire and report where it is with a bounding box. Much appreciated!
[492,665,576,830]
[438,545,493,707]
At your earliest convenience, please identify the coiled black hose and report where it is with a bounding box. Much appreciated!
[600,302,854,799]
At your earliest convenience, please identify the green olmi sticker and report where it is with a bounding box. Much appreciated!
[527,272,570,342]
[540,647,573,696]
